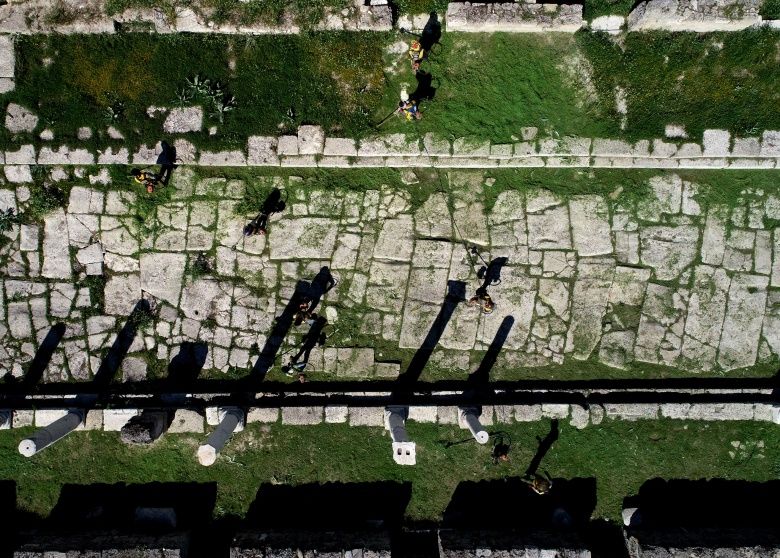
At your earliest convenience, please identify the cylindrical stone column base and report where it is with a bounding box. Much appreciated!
[459,407,489,444]
[19,409,84,457]
[197,407,244,467]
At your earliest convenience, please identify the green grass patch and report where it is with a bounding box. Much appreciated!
[379,32,615,142]
[577,28,780,140]
[761,0,780,19]
[0,420,777,522]
[12,32,388,151]
[583,0,636,20]
[8,30,780,149]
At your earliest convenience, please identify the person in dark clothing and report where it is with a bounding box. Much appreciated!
[293,295,312,326]
[283,314,328,376]
[244,188,287,236]
[468,286,495,314]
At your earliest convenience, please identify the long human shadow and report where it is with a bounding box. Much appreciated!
[308,265,335,312]
[524,419,560,478]
[394,280,466,392]
[477,256,508,291]
[92,300,151,387]
[420,11,442,53]
[23,323,66,387]
[251,280,310,380]
[286,314,328,371]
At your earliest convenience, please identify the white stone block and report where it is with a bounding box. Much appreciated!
[103,409,140,431]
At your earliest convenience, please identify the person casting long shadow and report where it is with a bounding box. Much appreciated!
[420,11,442,53]
[244,188,287,236]
[156,141,177,185]
[282,314,328,376]
[525,419,560,478]
[308,266,335,312]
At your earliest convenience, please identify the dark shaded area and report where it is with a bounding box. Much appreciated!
[624,479,780,552]
[307,265,335,311]
[420,12,442,53]
[410,70,437,103]
[394,280,466,392]
[443,477,597,530]
[92,300,152,387]
[625,479,780,528]
[49,482,217,529]
[0,480,18,558]
[246,482,412,530]
[23,323,66,387]
[469,315,514,386]
[156,140,177,185]
[524,419,559,477]
[285,314,328,372]
[251,280,310,379]
[167,341,208,386]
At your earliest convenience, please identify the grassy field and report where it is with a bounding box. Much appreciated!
[0,420,777,522]
[6,30,780,150]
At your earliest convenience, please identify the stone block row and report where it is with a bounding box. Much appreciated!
[3,402,777,432]
[0,2,391,35]
[5,128,778,175]
[446,2,584,32]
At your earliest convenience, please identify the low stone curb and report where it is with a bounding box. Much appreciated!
[3,402,778,433]
[3,127,778,176]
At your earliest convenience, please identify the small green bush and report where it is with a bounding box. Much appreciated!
[583,0,637,20]
[760,0,780,19]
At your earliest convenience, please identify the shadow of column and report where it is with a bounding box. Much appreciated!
[92,300,151,387]
[394,280,467,392]
[251,280,310,380]
[23,323,66,387]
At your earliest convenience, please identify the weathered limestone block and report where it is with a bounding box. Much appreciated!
[628,0,761,31]
[639,225,698,280]
[718,273,768,371]
[565,257,615,359]
[247,135,279,165]
[298,125,325,155]
[5,103,37,133]
[569,195,612,256]
[41,208,72,279]
[163,106,203,133]
[446,1,584,32]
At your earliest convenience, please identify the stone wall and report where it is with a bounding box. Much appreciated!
[627,0,763,31]
[0,0,392,35]
[446,2,584,32]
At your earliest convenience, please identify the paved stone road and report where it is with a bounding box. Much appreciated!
[1,167,779,381]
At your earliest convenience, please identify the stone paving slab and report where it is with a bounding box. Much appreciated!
[2,169,780,385]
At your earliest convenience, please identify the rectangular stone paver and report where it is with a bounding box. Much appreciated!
[718,273,768,371]
[565,257,615,359]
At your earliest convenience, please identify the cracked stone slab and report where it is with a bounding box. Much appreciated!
[718,273,768,371]
[565,257,615,359]
[140,252,186,307]
[569,195,612,256]
[639,225,698,280]
[268,217,338,260]
[41,208,72,279]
